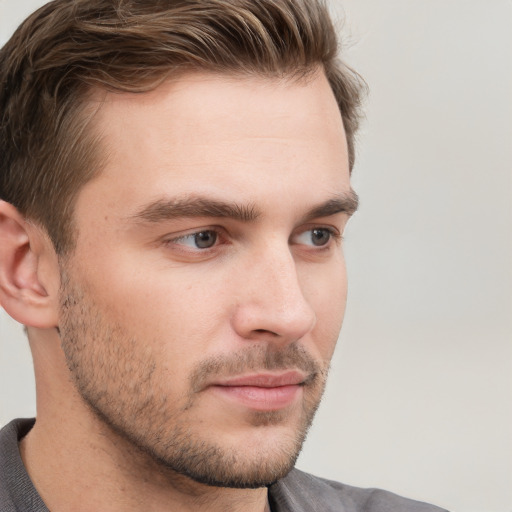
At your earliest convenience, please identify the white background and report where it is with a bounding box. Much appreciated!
[1,1,511,511]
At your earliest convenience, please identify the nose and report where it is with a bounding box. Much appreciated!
[231,243,316,344]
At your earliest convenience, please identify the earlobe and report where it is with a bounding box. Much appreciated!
[0,200,60,328]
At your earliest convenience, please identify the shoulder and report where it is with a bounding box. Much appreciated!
[0,418,48,512]
[269,468,449,512]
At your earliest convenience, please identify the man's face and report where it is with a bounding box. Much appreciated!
[58,71,355,487]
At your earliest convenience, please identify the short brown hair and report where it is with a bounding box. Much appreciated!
[0,0,366,254]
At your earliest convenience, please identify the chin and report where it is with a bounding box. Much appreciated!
[155,416,311,489]
[157,441,301,489]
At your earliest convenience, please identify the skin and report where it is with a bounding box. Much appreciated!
[0,70,355,512]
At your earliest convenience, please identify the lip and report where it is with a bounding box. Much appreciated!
[213,370,308,388]
[208,371,307,411]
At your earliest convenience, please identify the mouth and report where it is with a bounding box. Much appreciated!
[207,371,309,411]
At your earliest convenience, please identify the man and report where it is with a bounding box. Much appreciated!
[0,1,447,510]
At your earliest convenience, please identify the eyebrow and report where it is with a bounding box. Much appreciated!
[301,189,359,222]
[130,190,359,225]
[131,196,260,223]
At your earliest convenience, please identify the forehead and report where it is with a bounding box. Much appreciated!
[80,71,349,218]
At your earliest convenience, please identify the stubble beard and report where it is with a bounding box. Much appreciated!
[58,271,330,489]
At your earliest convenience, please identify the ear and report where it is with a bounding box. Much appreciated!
[0,200,60,328]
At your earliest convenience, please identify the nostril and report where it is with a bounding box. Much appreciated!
[254,328,278,336]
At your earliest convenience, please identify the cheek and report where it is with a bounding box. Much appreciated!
[301,258,347,359]
[74,250,230,364]
[318,288,347,360]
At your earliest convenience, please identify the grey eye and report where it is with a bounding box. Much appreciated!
[194,230,218,248]
[294,228,333,247]
[310,228,331,246]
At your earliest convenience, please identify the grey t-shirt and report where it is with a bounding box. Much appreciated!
[0,419,448,512]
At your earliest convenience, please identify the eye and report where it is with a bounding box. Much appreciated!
[173,230,218,249]
[294,227,336,247]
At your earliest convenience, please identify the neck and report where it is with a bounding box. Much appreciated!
[20,411,271,512]
[21,328,271,512]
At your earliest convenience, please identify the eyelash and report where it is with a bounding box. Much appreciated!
[164,225,342,254]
